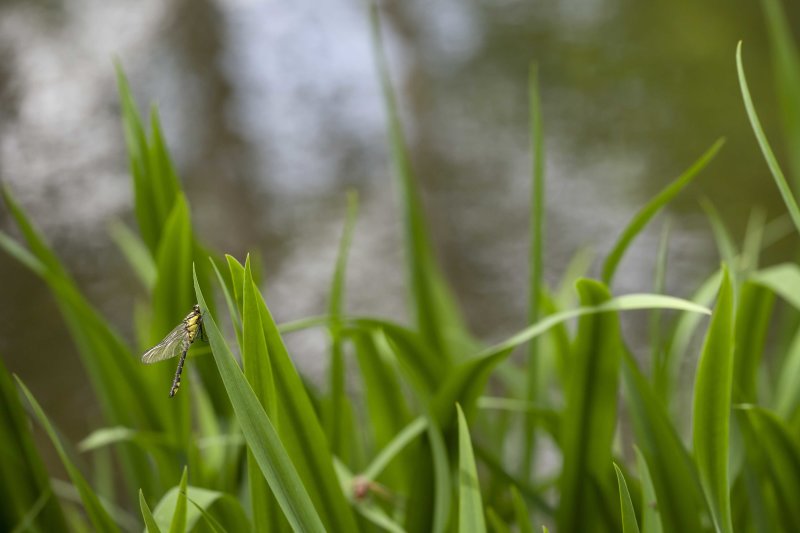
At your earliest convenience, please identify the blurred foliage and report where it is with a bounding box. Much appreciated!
[2,2,800,532]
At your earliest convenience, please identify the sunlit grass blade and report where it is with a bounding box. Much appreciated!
[621,350,706,532]
[209,257,243,348]
[152,485,251,532]
[692,266,734,533]
[15,377,120,532]
[761,0,800,188]
[0,358,68,532]
[614,464,641,533]
[601,138,725,284]
[431,293,710,428]
[193,268,327,533]
[368,1,472,359]
[140,490,163,533]
[737,41,800,235]
[457,405,486,533]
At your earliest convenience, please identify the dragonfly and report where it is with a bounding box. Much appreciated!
[141,304,204,397]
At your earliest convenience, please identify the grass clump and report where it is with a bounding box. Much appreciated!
[3,6,800,533]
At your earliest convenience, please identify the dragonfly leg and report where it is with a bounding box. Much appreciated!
[169,349,188,397]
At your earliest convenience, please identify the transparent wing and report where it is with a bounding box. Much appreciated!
[141,323,187,364]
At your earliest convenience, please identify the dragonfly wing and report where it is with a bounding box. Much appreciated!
[141,324,186,364]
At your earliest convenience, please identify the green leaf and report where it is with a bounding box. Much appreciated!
[193,268,327,533]
[732,282,774,402]
[169,467,188,533]
[524,62,547,481]
[692,266,734,533]
[621,351,706,532]
[457,405,486,533]
[15,378,120,532]
[431,293,710,429]
[738,406,800,530]
[614,464,641,533]
[140,490,163,533]
[511,486,533,533]
[152,485,251,533]
[108,220,156,290]
[0,358,68,532]
[362,417,427,482]
[737,41,800,236]
[557,279,621,533]
[241,257,281,532]
[601,138,725,284]
[369,2,472,359]
[326,191,359,460]
[633,447,663,533]
[761,0,800,188]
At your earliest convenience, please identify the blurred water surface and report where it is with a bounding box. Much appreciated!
[1,0,798,444]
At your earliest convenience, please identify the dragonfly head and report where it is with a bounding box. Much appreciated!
[193,304,201,313]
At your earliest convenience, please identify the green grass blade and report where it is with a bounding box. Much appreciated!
[557,279,621,533]
[486,508,510,533]
[761,0,800,188]
[601,138,724,284]
[108,220,156,290]
[209,257,243,348]
[472,445,553,516]
[621,351,706,532]
[649,219,670,377]
[739,406,800,530]
[152,485,251,533]
[193,268,327,533]
[245,270,360,532]
[326,191,359,460]
[511,486,533,533]
[457,405,486,533]
[614,464,641,533]
[0,358,68,532]
[732,282,774,402]
[140,490,163,533]
[369,2,472,359]
[737,41,800,236]
[241,256,281,532]
[692,266,734,533]
[430,293,710,428]
[524,62,546,483]
[188,497,229,533]
[362,417,427,481]
[633,447,663,533]
[352,331,412,488]
[168,467,188,533]
[15,378,120,532]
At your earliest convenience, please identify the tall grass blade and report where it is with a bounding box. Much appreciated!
[368,2,472,359]
[15,378,120,532]
[108,220,156,290]
[737,41,800,236]
[557,279,621,533]
[692,266,734,533]
[601,138,724,284]
[193,268,327,533]
[761,0,800,188]
[613,464,641,533]
[457,404,486,533]
[511,486,533,533]
[524,62,546,483]
[168,467,188,533]
[326,191,359,460]
[0,359,68,532]
[621,351,706,532]
[633,447,662,533]
[139,490,163,533]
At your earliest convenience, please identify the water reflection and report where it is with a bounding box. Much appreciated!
[0,0,797,448]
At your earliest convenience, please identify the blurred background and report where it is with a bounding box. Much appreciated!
[1,0,798,449]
